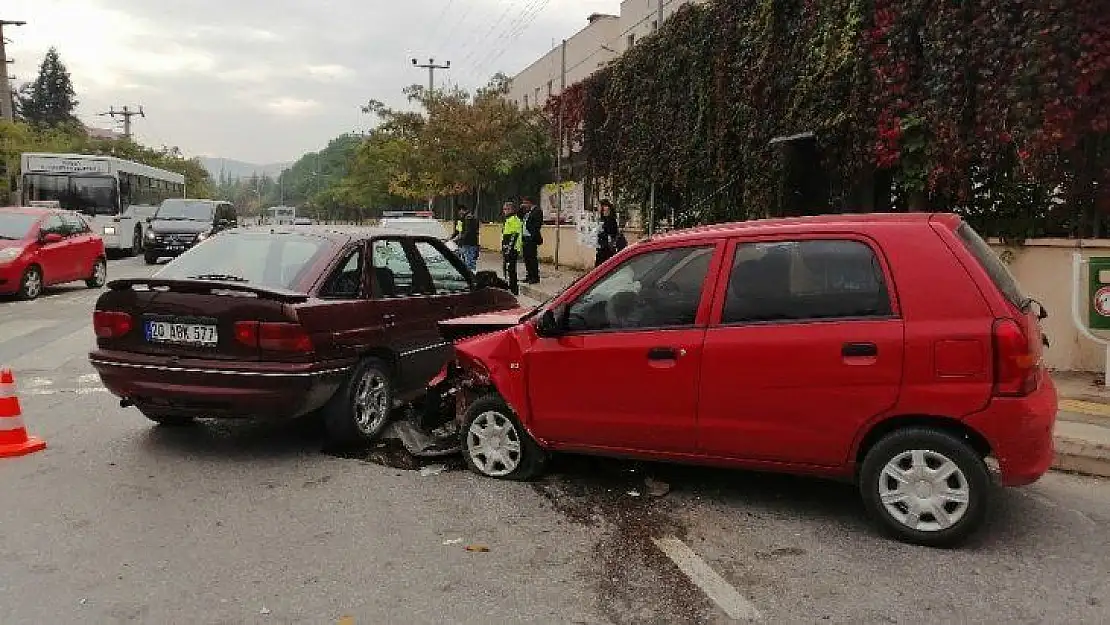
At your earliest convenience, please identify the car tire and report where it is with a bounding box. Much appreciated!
[461,395,547,481]
[138,408,195,427]
[859,427,990,548]
[86,258,107,289]
[322,357,394,445]
[144,252,158,265]
[18,265,43,301]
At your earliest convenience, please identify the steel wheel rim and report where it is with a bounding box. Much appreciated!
[24,269,42,298]
[352,370,388,435]
[467,410,523,477]
[93,260,106,285]
[878,449,970,532]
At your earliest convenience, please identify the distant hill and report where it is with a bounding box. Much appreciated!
[199,157,293,181]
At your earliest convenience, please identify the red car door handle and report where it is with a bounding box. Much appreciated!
[842,342,878,357]
[647,347,679,361]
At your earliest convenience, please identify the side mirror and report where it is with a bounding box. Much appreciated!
[474,270,509,291]
[145,216,153,223]
[535,306,567,338]
[40,232,64,244]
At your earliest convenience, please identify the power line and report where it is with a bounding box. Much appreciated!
[421,0,456,55]
[472,0,552,81]
[465,0,547,85]
[460,0,523,68]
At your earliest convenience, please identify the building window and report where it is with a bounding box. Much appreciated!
[523,94,529,108]
[547,80,553,98]
[627,33,636,48]
[652,20,658,31]
[534,87,540,103]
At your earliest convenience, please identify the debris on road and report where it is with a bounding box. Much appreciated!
[260,606,271,615]
[442,537,463,545]
[419,464,446,477]
[465,544,490,553]
[645,477,671,498]
[627,489,641,497]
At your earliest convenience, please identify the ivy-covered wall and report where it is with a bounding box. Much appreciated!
[547,0,1110,241]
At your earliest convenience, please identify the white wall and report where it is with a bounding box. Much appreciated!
[507,14,621,110]
[619,0,704,52]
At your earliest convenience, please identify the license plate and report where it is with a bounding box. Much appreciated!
[145,321,218,346]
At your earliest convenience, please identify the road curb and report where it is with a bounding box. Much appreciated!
[1053,435,1110,478]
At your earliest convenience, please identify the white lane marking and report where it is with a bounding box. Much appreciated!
[652,536,762,621]
[25,377,54,388]
[77,373,101,385]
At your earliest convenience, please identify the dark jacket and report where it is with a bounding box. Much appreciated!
[597,214,620,251]
[523,207,544,245]
[459,215,479,247]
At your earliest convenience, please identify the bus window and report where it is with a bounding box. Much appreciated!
[71,176,118,215]
[23,174,70,206]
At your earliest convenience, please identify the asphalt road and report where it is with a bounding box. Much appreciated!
[1,255,1108,624]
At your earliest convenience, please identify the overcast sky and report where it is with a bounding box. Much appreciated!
[10,0,616,163]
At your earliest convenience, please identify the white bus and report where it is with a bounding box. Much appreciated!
[19,153,186,255]
[265,206,296,225]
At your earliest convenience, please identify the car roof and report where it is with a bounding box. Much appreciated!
[228,224,435,244]
[651,212,951,244]
[0,206,51,216]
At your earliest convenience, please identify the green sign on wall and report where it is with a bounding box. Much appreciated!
[1089,257,1110,330]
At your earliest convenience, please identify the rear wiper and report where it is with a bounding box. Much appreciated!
[1020,297,1048,320]
[187,273,249,282]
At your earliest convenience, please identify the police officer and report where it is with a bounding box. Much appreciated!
[500,201,523,295]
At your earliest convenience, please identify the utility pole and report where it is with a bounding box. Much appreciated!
[0,20,26,121]
[554,39,566,269]
[411,57,450,95]
[99,105,145,140]
[658,0,664,30]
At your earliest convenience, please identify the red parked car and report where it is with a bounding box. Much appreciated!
[431,213,1056,547]
[0,207,107,300]
[89,226,517,444]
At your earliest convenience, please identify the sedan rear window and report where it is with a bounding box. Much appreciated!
[156,232,333,290]
[956,223,1025,309]
[0,213,37,240]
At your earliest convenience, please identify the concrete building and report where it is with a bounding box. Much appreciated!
[619,0,704,52]
[507,13,620,110]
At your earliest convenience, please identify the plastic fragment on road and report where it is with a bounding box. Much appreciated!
[645,477,671,498]
[465,544,490,552]
[442,537,463,545]
[627,489,641,497]
[419,464,447,477]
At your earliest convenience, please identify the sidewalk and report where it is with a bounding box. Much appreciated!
[479,255,1110,479]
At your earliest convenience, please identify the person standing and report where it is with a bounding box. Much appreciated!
[451,204,480,271]
[520,197,544,284]
[500,201,523,295]
[595,199,623,267]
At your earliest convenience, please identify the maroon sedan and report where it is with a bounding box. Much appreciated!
[89,226,518,444]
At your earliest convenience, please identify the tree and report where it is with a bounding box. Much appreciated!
[20,48,80,127]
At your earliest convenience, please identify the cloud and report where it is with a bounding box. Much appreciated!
[264,98,322,116]
[9,0,621,162]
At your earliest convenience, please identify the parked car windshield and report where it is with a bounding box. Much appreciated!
[0,212,37,240]
[156,200,216,222]
[156,231,333,290]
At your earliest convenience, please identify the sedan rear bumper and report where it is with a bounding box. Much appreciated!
[90,350,352,419]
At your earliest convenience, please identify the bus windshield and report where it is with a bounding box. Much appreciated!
[23,174,119,216]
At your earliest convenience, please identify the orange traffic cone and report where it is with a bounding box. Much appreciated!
[0,368,46,458]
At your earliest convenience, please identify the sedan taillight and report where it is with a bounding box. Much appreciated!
[93,311,133,338]
[234,321,313,352]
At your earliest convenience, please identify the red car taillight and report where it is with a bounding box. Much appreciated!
[93,311,133,338]
[233,321,313,352]
[992,318,1039,396]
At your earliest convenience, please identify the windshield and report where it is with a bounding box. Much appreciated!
[156,231,333,289]
[157,200,216,221]
[380,218,448,239]
[22,174,119,215]
[0,213,37,240]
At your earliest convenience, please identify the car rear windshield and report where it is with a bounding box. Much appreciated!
[956,222,1025,308]
[156,231,333,290]
[0,212,36,240]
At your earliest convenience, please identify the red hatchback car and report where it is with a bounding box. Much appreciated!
[0,207,107,300]
[89,226,518,444]
[433,213,1056,547]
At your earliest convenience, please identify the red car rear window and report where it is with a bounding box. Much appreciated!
[956,222,1025,309]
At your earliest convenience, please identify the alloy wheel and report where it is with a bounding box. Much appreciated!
[352,369,389,435]
[877,449,971,532]
[91,260,107,286]
[22,267,42,299]
[466,410,523,477]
